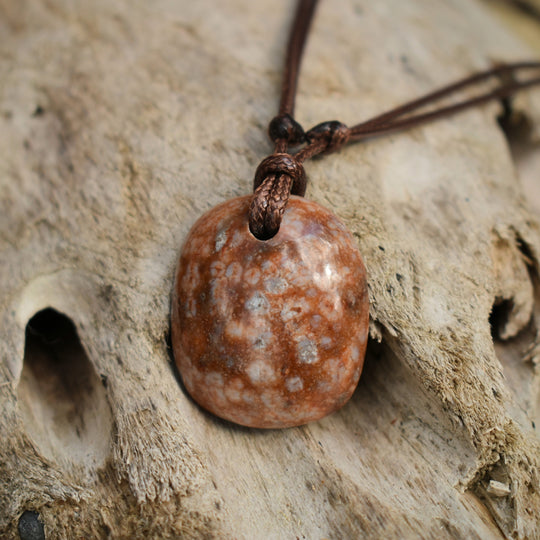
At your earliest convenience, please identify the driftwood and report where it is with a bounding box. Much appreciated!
[1,0,540,538]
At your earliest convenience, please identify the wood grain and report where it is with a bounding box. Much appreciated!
[1,0,539,538]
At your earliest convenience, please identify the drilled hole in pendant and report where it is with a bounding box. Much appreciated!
[248,221,278,241]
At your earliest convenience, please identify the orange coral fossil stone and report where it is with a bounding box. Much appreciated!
[171,195,369,428]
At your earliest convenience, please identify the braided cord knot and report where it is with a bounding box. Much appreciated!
[305,120,350,154]
[268,113,306,146]
[249,153,306,240]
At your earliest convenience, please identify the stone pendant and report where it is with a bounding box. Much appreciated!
[171,195,369,428]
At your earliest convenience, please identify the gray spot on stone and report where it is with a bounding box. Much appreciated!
[298,338,318,364]
[253,332,273,349]
[245,292,269,313]
[230,230,243,247]
[264,277,288,294]
[281,300,305,322]
[185,298,197,317]
[215,229,227,251]
[316,380,332,393]
[206,372,224,387]
[225,262,241,280]
[246,359,275,384]
[320,336,332,348]
[286,376,304,392]
[281,305,297,322]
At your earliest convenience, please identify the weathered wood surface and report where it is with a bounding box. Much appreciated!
[1,0,540,538]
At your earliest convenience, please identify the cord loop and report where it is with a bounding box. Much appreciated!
[249,153,306,240]
[253,153,306,195]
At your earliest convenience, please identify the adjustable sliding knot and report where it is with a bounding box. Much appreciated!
[305,120,350,154]
[268,113,306,146]
[249,153,306,240]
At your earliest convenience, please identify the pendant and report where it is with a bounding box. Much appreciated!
[171,194,369,428]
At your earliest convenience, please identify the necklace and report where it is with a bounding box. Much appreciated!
[171,0,540,429]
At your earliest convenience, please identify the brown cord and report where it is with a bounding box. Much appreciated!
[249,0,540,239]
[253,154,306,195]
[249,154,306,240]
[277,0,318,120]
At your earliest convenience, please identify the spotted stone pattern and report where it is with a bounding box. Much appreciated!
[171,195,369,428]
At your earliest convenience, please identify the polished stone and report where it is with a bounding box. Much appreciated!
[171,195,369,428]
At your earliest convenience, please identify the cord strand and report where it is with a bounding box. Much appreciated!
[278,0,318,118]
[249,0,540,239]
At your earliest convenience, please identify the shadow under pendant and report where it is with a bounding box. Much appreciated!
[171,195,369,428]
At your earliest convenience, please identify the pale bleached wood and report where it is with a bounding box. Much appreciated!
[1,0,540,538]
